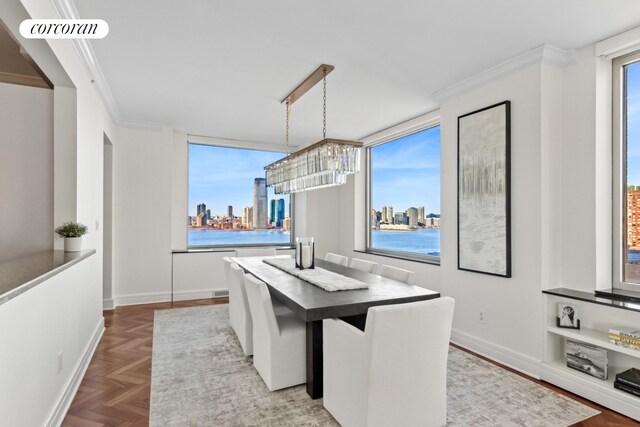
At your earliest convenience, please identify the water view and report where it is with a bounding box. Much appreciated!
[371,228,440,256]
[189,228,440,255]
[189,228,291,246]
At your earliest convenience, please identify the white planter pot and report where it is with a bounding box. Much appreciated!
[64,237,82,252]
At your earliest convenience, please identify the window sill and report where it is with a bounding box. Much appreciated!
[355,249,440,266]
[174,246,294,254]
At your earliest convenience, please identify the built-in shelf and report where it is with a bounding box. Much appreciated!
[547,325,640,359]
[543,289,640,420]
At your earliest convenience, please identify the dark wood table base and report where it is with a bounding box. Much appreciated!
[306,314,367,399]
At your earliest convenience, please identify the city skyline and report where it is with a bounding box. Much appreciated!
[371,126,441,213]
[188,144,288,217]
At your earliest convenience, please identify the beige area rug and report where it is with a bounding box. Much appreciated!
[150,305,599,426]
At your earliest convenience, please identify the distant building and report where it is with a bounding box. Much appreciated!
[276,198,285,227]
[196,212,207,227]
[253,178,268,229]
[227,205,233,219]
[242,206,253,228]
[270,199,277,226]
[197,203,207,217]
[407,207,418,227]
[384,206,394,224]
[371,209,379,228]
[206,209,211,220]
[283,215,291,231]
[418,206,425,224]
[394,212,408,225]
[628,186,640,249]
[431,217,441,228]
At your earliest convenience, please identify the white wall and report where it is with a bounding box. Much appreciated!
[440,63,547,374]
[560,46,612,291]
[0,82,53,263]
[0,255,102,427]
[113,126,173,305]
[0,0,117,424]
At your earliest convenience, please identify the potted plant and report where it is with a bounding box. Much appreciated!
[55,221,88,252]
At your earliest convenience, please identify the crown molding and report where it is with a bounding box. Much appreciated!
[188,134,297,154]
[50,0,121,123]
[118,118,165,131]
[433,45,576,104]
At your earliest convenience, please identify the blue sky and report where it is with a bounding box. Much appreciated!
[628,62,640,186]
[371,126,441,214]
[189,144,288,217]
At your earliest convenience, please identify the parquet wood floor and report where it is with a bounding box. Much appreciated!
[63,299,638,426]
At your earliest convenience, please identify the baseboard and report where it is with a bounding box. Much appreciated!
[450,329,541,379]
[103,298,115,310]
[46,317,105,427]
[114,292,172,307]
[173,289,229,301]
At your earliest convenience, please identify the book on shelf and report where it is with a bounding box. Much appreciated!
[616,368,640,390]
[608,332,640,345]
[608,339,640,351]
[614,380,640,398]
[609,326,640,341]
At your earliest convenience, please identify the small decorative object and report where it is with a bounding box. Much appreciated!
[556,303,580,329]
[566,339,608,380]
[295,237,315,270]
[55,221,88,252]
[457,101,511,277]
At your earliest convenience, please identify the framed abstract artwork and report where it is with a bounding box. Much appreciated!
[457,101,511,277]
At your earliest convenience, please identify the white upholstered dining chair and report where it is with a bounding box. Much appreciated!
[325,252,349,266]
[235,248,277,257]
[379,264,415,285]
[229,262,254,356]
[349,258,379,274]
[323,297,455,427]
[243,273,306,391]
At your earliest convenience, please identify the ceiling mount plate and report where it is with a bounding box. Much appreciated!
[281,64,334,106]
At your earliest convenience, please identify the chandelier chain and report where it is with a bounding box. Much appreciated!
[323,67,327,139]
[285,100,290,153]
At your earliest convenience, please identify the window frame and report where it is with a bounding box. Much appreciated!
[186,142,295,250]
[364,121,441,265]
[613,50,640,290]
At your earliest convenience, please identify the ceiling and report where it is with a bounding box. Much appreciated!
[74,0,640,148]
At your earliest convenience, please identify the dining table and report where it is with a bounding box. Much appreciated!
[230,255,441,399]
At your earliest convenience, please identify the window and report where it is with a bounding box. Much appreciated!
[366,125,441,262]
[188,144,292,247]
[614,51,640,289]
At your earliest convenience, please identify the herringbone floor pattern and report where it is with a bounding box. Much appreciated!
[62,298,227,426]
[63,298,638,426]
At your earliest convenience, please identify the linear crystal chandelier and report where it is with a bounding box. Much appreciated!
[265,64,362,195]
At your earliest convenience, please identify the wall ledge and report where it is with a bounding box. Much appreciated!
[0,249,96,306]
